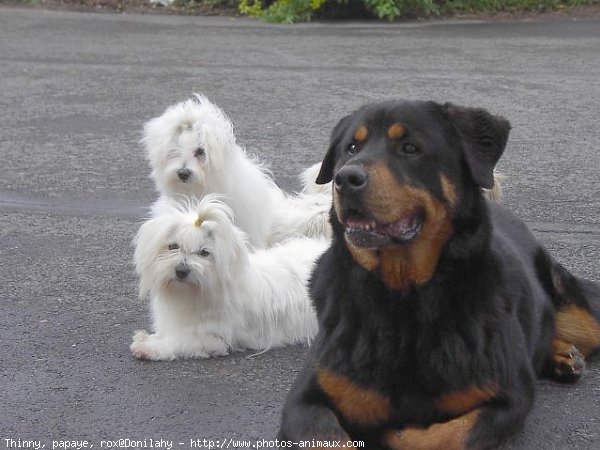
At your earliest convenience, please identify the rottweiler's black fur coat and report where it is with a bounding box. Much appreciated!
[278,100,600,450]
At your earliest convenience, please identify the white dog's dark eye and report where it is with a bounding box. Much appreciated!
[168,243,179,251]
[197,249,210,257]
[195,147,205,158]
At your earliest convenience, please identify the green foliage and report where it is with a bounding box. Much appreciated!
[363,0,400,18]
[237,0,598,22]
[240,0,327,22]
[6,0,598,20]
[364,0,438,19]
[240,0,444,21]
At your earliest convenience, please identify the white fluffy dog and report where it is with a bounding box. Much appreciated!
[130,197,328,360]
[299,162,332,196]
[142,95,331,248]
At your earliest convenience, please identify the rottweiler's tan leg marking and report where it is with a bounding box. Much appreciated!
[317,368,390,427]
[554,304,600,357]
[384,410,479,450]
[435,383,497,416]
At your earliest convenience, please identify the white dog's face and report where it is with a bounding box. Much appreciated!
[143,95,237,198]
[135,199,248,300]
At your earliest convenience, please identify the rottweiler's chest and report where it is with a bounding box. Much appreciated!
[316,366,497,431]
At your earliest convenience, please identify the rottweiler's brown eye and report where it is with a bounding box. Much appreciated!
[346,142,358,155]
[402,143,420,155]
[195,147,205,158]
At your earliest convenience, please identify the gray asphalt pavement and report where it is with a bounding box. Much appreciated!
[1,7,599,449]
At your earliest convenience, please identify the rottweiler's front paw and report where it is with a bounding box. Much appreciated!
[551,342,585,382]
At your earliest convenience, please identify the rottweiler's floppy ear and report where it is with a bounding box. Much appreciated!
[316,114,352,185]
[443,103,511,189]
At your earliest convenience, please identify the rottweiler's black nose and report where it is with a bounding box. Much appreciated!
[175,263,190,280]
[177,168,192,182]
[334,165,368,194]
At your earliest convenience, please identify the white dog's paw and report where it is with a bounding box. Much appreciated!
[129,330,230,360]
[174,335,230,359]
[130,340,166,361]
[132,329,149,343]
[130,341,154,360]
[204,344,228,358]
[130,332,175,361]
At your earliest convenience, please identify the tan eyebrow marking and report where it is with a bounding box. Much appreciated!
[387,123,406,140]
[354,125,368,143]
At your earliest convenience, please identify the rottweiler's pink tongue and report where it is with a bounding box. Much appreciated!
[381,214,423,241]
[345,213,423,248]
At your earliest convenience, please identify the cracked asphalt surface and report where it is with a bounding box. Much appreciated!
[0,7,599,449]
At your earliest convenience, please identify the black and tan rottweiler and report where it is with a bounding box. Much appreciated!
[278,100,600,450]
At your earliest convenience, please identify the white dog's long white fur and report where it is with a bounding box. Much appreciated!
[142,95,331,248]
[143,95,279,247]
[131,197,327,360]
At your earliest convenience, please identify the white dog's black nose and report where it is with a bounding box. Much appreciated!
[177,168,192,182]
[175,263,190,280]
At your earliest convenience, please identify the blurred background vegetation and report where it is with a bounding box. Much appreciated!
[4,0,599,23]
[236,0,598,22]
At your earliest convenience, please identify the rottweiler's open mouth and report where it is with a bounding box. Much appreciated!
[343,209,424,248]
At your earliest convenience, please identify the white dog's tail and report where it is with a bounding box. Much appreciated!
[299,162,332,196]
